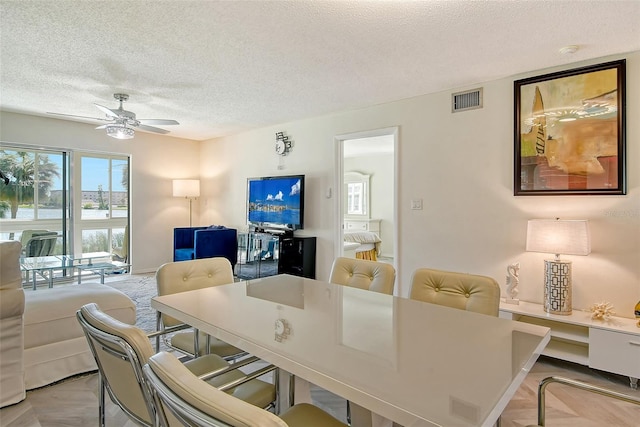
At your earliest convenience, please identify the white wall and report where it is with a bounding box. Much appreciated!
[2,52,637,318]
[202,52,640,318]
[0,112,200,273]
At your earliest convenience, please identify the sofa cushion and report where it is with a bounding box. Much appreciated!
[174,248,195,261]
[23,283,136,389]
[24,283,136,349]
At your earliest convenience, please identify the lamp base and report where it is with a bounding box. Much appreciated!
[543,259,572,315]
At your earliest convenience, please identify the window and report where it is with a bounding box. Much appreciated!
[344,171,370,218]
[76,153,129,255]
[347,182,364,215]
[0,146,129,261]
[0,148,67,253]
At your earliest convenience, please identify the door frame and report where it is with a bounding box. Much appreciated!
[333,126,400,293]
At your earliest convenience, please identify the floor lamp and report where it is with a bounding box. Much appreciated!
[173,179,200,227]
[526,218,591,315]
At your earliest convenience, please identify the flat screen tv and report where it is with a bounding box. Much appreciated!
[246,174,305,231]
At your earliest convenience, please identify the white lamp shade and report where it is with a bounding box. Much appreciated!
[526,219,591,256]
[173,179,200,198]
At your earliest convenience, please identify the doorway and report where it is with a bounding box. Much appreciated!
[334,127,398,290]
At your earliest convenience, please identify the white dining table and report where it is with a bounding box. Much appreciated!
[151,274,550,427]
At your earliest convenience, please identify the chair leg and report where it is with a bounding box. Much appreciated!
[155,313,161,352]
[275,368,280,414]
[205,334,211,355]
[99,373,106,427]
[194,328,200,357]
[289,374,295,407]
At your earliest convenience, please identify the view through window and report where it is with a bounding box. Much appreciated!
[0,146,129,264]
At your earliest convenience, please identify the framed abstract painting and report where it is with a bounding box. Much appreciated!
[514,60,626,195]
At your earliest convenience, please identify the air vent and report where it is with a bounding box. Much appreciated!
[452,88,483,113]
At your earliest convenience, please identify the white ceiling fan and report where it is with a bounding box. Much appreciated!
[48,93,179,139]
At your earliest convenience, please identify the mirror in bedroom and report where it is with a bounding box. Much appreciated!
[337,129,396,269]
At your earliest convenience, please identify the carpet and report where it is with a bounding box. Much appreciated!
[103,273,158,333]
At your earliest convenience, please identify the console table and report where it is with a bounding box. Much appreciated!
[500,299,640,389]
[236,232,280,279]
[236,231,316,280]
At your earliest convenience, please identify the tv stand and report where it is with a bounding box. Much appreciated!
[278,235,316,278]
[236,230,315,280]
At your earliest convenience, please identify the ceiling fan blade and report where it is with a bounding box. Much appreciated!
[138,119,179,126]
[94,103,120,118]
[136,124,170,134]
[47,112,111,121]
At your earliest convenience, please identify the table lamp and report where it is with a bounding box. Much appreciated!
[173,179,200,227]
[526,218,591,315]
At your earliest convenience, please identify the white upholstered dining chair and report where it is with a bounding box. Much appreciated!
[328,257,396,424]
[409,267,501,316]
[155,257,244,359]
[78,303,276,427]
[144,351,348,427]
[329,257,396,295]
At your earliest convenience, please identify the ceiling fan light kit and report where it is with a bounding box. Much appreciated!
[47,93,179,139]
[106,124,135,139]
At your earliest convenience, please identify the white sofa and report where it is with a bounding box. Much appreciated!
[0,240,26,407]
[0,240,136,406]
[23,283,136,390]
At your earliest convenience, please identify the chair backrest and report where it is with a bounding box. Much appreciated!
[112,224,129,262]
[22,231,58,257]
[20,229,49,247]
[173,227,207,251]
[156,257,234,328]
[409,268,500,316]
[144,351,287,427]
[194,228,238,267]
[329,257,396,295]
[76,303,156,426]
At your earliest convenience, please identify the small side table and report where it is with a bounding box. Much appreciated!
[77,262,130,284]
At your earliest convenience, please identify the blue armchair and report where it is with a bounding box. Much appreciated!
[173,227,238,269]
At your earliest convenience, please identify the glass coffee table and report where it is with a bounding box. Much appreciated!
[76,261,130,284]
[20,255,75,290]
[21,252,128,288]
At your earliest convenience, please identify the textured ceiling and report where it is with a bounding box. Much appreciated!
[1,1,639,141]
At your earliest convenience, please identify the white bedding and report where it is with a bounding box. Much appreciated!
[343,241,361,251]
[343,231,381,254]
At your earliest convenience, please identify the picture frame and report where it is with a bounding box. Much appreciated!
[514,59,626,195]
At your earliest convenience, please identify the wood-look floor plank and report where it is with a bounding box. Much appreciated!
[2,357,639,426]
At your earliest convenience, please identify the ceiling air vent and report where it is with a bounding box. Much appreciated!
[452,88,483,113]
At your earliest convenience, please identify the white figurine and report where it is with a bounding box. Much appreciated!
[505,262,520,305]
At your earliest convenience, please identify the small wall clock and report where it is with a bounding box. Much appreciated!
[275,131,292,156]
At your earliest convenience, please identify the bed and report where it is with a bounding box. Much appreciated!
[343,231,382,261]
